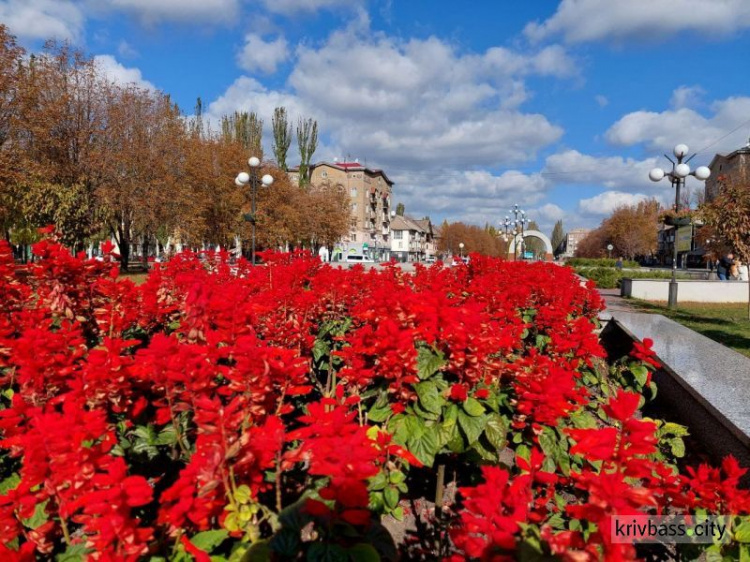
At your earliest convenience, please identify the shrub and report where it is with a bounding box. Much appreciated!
[567,257,640,268]
[575,266,690,289]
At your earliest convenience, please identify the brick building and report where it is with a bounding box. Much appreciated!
[705,139,750,202]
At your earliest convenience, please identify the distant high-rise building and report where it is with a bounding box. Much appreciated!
[289,161,393,260]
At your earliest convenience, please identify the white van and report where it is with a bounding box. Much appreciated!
[345,254,374,263]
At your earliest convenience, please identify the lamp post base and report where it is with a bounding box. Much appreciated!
[668,279,678,308]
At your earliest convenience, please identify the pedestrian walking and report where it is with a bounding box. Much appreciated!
[716,252,735,281]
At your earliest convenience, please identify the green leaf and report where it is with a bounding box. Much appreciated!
[190,530,229,553]
[384,486,399,509]
[670,438,686,458]
[0,473,20,495]
[369,472,388,491]
[269,529,301,557]
[458,410,486,444]
[368,395,392,423]
[412,400,440,422]
[631,364,649,386]
[538,427,557,458]
[347,543,380,562]
[471,436,498,461]
[483,414,507,451]
[462,397,485,417]
[415,381,442,415]
[389,470,406,485]
[406,424,440,467]
[156,425,178,445]
[388,415,408,445]
[659,422,690,438]
[444,404,459,424]
[569,410,597,429]
[242,540,271,562]
[735,519,750,543]
[56,544,90,562]
[516,444,531,463]
[307,542,348,562]
[417,347,446,380]
[278,498,313,532]
[22,500,48,530]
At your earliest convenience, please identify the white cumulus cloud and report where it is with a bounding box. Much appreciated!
[525,0,750,44]
[0,0,85,42]
[237,34,289,74]
[107,0,240,25]
[578,191,654,216]
[605,93,750,156]
[93,55,155,90]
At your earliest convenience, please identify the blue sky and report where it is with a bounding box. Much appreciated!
[3,0,750,234]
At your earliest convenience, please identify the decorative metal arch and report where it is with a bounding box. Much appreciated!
[507,229,553,257]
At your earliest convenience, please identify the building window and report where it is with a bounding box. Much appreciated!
[350,187,357,197]
[321,171,328,178]
[351,203,357,212]
[394,231,403,240]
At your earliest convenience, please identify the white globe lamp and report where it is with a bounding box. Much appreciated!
[694,166,711,181]
[673,144,689,158]
[649,168,665,182]
[674,163,690,178]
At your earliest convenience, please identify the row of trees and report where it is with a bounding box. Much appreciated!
[437,221,510,257]
[0,26,347,269]
[575,200,661,260]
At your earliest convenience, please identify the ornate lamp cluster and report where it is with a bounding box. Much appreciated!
[235,156,274,265]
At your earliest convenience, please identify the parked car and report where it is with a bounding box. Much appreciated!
[425,256,437,264]
[344,254,374,264]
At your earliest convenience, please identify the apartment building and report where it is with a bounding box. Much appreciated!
[390,215,435,262]
[705,139,750,202]
[559,228,590,258]
[289,160,394,260]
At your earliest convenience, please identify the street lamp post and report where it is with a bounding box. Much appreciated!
[502,216,513,258]
[649,144,710,308]
[236,156,274,265]
[509,204,528,260]
[459,242,465,258]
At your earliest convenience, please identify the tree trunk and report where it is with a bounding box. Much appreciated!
[117,223,131,273]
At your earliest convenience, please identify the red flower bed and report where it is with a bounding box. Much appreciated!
[0,234,749,561]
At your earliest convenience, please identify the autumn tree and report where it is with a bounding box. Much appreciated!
[575,199,660,260]
[701,175,750,318]
[304,181,351,249]
[97,85,188,269]
[296,117,318,187]
[575,228,608,258]
[0,25,25,241]
[9,42,113,250]
[551,220,565,256]
[437,221,505,257]
[272,106,292,171]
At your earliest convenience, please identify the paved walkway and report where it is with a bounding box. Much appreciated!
[597,288,635,321]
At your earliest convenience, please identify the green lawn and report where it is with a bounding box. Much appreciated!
[628,300,750,358]
[118,272,149,285]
